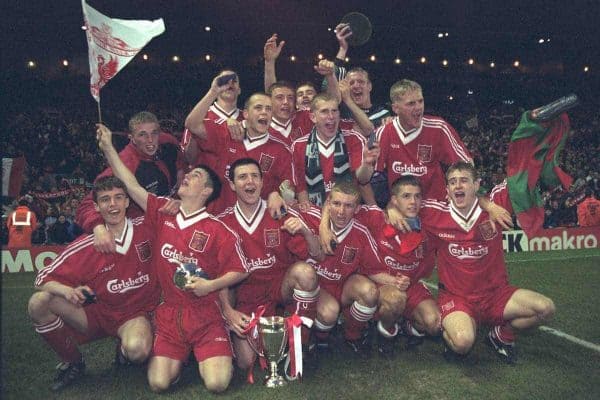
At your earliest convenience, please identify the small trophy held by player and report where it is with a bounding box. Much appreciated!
[247,316,288,387]
[170,260,210,289]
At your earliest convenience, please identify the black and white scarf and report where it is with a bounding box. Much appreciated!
[304,127,352,206]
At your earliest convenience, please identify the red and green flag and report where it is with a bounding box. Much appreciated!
[506,112,573,236]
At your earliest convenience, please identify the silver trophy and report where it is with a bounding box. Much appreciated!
[247,316,288,387]
[170,259,209,289]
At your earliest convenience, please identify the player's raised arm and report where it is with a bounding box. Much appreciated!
[264,33,284,92]
[339,78,375,136]
[316,59,340,101]
[185,72,236,140]
[96,123,149,211]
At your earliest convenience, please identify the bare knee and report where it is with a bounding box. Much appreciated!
[537,297,556,321]
[421,311,441,336]
[446,330,475,354]
[27,291,53,321]
[148,374,172,393]
[379,287,406,319]
[317,300,340,326]
[203,370,232,393]
[122,336,152,363]
[291,262,318,291]
[357,281,379,307]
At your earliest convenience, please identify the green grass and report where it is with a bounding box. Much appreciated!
[2,249,600,399]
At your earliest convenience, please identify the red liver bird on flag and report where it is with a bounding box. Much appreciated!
[81,0,164,103]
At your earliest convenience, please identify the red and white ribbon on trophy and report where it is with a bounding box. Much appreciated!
[285,313,313,381]
[242,305,267,384]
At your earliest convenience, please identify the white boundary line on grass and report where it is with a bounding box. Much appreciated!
[505,254,598,263]
[421,281,600,354]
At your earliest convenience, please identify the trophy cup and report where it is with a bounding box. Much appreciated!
[247,316,288,387]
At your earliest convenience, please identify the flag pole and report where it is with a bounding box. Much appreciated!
[97,98,102,124]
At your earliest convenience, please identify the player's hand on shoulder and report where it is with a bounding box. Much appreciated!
[386,207,411,233]
[487,203,513,232]
[93,225,116,253]
[267,191,287,220]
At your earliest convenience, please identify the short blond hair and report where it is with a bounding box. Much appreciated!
[330,180,361,203]
[310,93,338,112]
[128,111,159,132]
[389,79,422,103]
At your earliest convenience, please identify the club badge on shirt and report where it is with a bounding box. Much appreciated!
[478,220,497,241]
[135,240,152,262]
[259,153,275,172]
[264,229,280,247]
[417,144,432,163]
[341,246,358,264]
[189,230,210,252]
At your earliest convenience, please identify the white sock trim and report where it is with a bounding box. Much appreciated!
[350,301,377,322]
[314,318,335,332]
[377,321,398,338]
[293,286,320,300]
[35,317,63,333]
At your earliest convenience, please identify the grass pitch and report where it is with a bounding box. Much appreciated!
[2,249,599,400]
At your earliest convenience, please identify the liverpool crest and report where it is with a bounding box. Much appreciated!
[259,153,275,172]
[135,240,152,262]
[478,220,497,240]
[341,246,358,264]
[264,229,280,247]
[189,230,210,252]
[417,144,432,163]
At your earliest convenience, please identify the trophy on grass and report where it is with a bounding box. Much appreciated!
[247,316,288,387]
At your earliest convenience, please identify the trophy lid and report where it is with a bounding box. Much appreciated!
[340,12,372,47]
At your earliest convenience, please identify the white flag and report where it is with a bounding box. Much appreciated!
[81,0,165,102]
[2,157,26,197]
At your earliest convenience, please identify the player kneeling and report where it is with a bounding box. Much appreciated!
[421,162,555,364]
[301,182,387,358]
[28,177,160,391]
[365,177,441,357]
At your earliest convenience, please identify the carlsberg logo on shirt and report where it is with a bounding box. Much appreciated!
[161,244,199,264]
[448,244,489,259]
[246,255,276,271]
[392,162,427,176]
[384,256,419,271]
[107,273,150,293]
